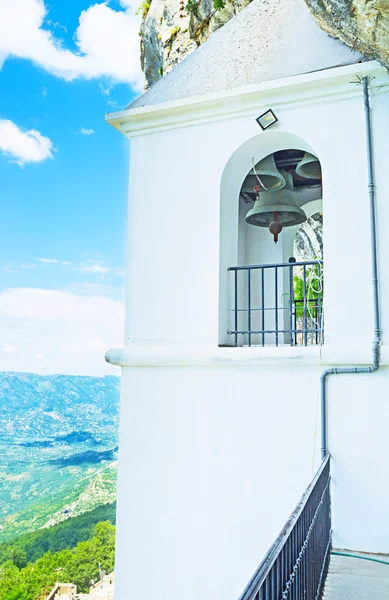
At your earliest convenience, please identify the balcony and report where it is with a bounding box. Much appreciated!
[228,260,323,347]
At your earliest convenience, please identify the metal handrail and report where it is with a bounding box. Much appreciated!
[238,454,331,600]
[228,260,323,272]
[228,260,323,347]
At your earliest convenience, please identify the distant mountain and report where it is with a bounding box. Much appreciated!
[0,372,120,541]
[49,447,119,467]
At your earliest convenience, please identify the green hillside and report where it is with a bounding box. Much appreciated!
[0,510,116,600]
[0,373,120,541]
[1,462,117,542]
[0,502,116,566]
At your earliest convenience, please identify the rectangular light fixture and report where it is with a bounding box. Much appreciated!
[256,109,278,130]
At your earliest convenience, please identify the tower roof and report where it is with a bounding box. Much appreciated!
[129,0,365,109]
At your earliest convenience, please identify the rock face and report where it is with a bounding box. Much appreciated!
[303,0,389,68]
[139,0,388,89]
[140,0,252,87]
[294,212,323,261]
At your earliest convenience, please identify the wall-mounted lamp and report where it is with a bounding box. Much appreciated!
[256,109,278,130]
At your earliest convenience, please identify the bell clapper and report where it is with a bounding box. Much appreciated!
[269,211,283,243]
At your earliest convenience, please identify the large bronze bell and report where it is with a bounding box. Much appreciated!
[251,154,286,191]
[295,152,321,179]
[245,171,307,241]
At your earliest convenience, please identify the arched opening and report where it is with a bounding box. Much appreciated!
[219,133,323,347]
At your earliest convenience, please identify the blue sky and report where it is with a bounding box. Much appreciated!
[0,0,142,375]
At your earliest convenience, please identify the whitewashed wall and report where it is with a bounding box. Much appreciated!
[115,366,320,600]
[108,63,389,600]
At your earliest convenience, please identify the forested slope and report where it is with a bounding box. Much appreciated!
[0,507,116,600]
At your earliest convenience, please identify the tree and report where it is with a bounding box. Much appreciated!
[0,522,116,599]
[8,547,27,570]
[0,562,22,600]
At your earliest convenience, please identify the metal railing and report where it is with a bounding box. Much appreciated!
[228,260,323,347]
[238,454,331,600]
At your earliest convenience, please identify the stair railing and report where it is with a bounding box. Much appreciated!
[238,454,331,600]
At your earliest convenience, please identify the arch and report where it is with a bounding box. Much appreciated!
[218,130,322,345]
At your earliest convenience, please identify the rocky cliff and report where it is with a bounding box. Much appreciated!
[140,0,252,87]
[294,212,323,261]
[139,0,388,89]
[304,0,389,69]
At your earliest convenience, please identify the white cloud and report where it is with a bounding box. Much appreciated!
[36,257,73,266]
[77,264,111,274]
[34,257,123,275]
[118,0,136,7]
[67,281,124,300]
[0,119,53,165]
[36,257,59,264]
[99,82,112,96]
[1,262,36,270]
[8,258,125,276]
[0,0,143,88]
[80,128,95,135]
[0,288,124,375]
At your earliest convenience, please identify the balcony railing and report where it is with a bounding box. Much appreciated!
[228,260,323,347]
[238,454,331,600]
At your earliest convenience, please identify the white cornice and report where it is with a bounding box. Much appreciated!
[105,343,389,368]
[106,61,388,138]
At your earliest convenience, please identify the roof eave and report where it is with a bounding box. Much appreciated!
[105,60,386,138]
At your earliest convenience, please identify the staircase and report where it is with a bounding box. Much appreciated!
[237,456,331,600]
[42,583,77,600]
[236,455,389,599]
[40,585,60,600]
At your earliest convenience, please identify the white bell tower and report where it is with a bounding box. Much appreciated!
[105,1,389,597]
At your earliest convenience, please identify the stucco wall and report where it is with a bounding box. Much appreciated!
[110,63,389,600]
[115,366,320,600]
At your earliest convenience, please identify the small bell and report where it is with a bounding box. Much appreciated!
[295,152,321,179]
[251,154,286,191]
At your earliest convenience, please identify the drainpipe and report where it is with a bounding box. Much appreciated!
[320,76,381,460]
